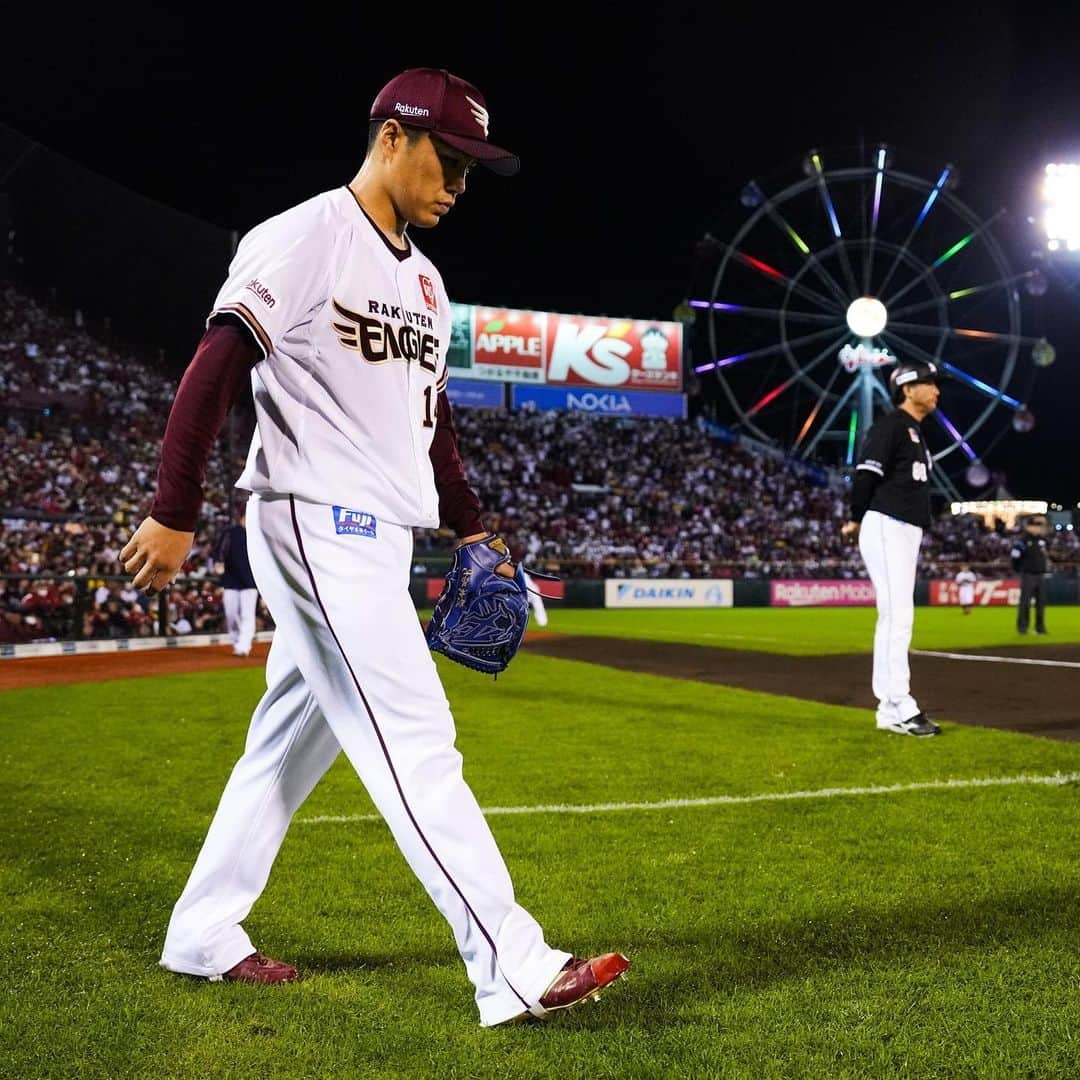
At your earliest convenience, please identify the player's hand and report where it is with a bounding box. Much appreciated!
[840,520,860,541]
[459,531,516,577]
[120,517,196,595]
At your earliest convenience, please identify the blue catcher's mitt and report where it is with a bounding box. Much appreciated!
[425,534,530,676]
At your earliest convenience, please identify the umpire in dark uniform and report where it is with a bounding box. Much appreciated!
[1012,513,1050,635]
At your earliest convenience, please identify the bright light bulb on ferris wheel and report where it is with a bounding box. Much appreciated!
[845,296,888,338]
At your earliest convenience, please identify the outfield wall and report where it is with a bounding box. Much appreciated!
[409,574,1080,609]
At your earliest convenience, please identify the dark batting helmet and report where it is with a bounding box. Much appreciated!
[889,359,943,405]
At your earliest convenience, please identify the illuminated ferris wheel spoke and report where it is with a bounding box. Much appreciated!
[806,150,860,296]
[745,332,850,417]
[694,324,846,374]
[801,376,862,458]
[879,328,945,368]
[887,319,1041,348]
[719,243,843,314]
[884,210,1007,308]
[688,299,842,325]
[722,243,843,313]
[792,363,845,452]
[862,145,889,294]
[887,271,1037,321]
[939,361,1023,408]
[756,197,851,306]
[932,410,978,468]
[875,165,954,298]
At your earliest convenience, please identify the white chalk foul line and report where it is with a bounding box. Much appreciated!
[912,649,1080,669]
[298,771,1080,825]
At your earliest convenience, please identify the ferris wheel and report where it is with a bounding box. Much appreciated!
[684,143,1055,498]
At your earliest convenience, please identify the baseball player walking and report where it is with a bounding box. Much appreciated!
[522,570,549,628]
[955,563,977,615]
[211,501,259,655]
[119,67,628,1026]
[841,360,943,737]
[1012,514,1050,635]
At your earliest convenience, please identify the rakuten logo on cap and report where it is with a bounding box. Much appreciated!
[395,102,430,118]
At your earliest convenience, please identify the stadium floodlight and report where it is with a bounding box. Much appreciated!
[1042,163,1080,252]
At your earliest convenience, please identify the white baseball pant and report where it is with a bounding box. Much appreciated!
[523,572,549,628]
[858,510,923,723]
[223,587,258,655]
[160,493,570,1026]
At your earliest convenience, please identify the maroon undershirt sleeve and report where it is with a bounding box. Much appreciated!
[428,390,485,538]
[149,318,263,532]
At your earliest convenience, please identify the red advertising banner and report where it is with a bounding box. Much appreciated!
[545,314,683,392]
[470,307,548,383]
[930,579,1020,606]
[426,577,565,602]
[771,579,876,607]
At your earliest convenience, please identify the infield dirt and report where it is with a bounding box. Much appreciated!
[3,633,1078,742]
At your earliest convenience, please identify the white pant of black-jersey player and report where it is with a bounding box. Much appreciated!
[858,510,924,729]
[160,493,571,1027]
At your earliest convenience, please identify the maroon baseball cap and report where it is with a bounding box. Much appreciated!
[370,67,520,177]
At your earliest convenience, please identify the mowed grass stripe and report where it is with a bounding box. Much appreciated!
[542,605,1080,654]
[298,770,1080,823]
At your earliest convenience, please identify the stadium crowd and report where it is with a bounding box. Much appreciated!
[2,280,1076,642]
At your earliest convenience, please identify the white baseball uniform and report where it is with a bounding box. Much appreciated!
[159,187,570,1026]
[955,569,976,608]
[523,571,549,627]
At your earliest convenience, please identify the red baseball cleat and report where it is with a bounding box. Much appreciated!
[531,952,630,1018]
[221,951,299,984]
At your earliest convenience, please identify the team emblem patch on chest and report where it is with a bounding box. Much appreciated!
[419,274,437,314]
[333,506,377,537]
[908,428,921,443]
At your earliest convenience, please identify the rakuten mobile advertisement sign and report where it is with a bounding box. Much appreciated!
[605,580,733,608]
[770,580,876,607]
[930,579,1020,606]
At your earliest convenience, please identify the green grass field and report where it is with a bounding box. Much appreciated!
[3,607,1080,1078]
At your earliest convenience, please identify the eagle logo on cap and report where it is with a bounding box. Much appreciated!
[465,94,489,135]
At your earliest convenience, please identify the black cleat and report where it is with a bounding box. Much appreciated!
[877,712,941,737]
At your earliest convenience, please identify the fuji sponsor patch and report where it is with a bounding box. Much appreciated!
[333,506,377,537]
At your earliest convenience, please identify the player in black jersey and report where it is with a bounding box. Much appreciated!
[841,360,944,736]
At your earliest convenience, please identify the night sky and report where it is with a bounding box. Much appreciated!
[3,4,1079,502]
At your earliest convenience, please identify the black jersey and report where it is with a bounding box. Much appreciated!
[1011,533,1049,574]
[850,409,932,528]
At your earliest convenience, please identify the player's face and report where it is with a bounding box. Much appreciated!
[395,131,475,229]
[908,380,940,413]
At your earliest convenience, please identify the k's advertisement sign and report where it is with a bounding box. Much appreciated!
[546,315,682,392]
[604,579,733,608]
